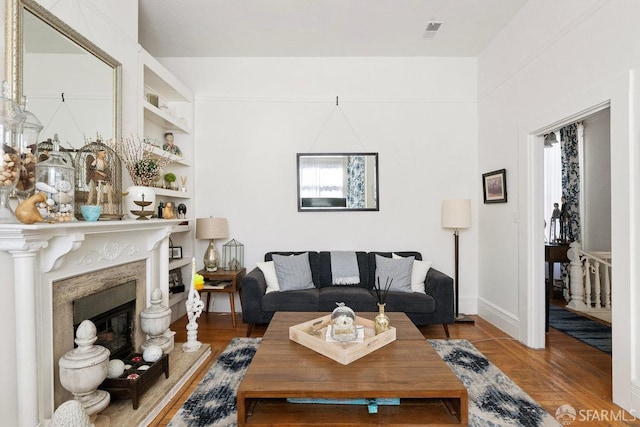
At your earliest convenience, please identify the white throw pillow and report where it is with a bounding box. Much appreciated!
[256,261,280,294]
[393,253,432,293]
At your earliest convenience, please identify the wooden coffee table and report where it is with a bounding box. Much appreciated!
[237,312,468,426]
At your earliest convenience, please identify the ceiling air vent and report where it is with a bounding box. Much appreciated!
[423,21,442,39]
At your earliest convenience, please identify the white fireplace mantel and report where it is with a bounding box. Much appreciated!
[0,218,186,427]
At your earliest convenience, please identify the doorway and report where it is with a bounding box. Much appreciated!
[543,109,612,343]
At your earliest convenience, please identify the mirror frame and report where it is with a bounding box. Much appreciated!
[297,152,380,212]
[5,0,122,139]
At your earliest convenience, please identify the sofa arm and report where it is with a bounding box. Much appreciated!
[424,268,455,324]
[240,267,268,324]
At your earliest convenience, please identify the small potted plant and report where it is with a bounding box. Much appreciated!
[164,172,177,190]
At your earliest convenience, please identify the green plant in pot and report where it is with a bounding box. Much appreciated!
[164,172,177,189]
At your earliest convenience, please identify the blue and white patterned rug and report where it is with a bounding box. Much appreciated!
[429,339,559,427]
[168,337,559,427]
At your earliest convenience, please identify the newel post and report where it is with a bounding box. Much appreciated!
[566,241,587,310]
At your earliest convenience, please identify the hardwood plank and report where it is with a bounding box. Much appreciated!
[149,310,635,427]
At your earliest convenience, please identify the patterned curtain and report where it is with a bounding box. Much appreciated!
[346,155,365,208]
[559,124,581,242]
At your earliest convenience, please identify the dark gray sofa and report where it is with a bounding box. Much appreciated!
[240,251,454,337]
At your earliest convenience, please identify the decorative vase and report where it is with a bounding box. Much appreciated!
[374,303,390,335]
[124,185,156,219]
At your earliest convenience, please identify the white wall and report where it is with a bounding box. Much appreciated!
[477,0,640,413]
[0,1,140,424]
[161,57,479,314]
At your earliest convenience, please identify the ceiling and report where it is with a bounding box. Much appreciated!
[138,0,528,58]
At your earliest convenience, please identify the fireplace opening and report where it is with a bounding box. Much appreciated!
[73,280,136,359]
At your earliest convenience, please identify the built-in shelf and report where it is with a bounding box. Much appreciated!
[169,292,186,307]
[169,258,191,270]
[144,145,191,166]
[172,223,192,233]
[153,188,192,199]
[143,101,191,134]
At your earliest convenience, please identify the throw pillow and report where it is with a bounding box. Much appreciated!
[272,253,315,291]
[375,254,414,293]
[256,261,280,294]
[393,253,432,293]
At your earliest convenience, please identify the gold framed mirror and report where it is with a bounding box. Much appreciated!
[5,0,122,145]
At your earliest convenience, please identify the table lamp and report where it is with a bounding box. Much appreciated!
[196,217,228,272]
[441,199,474,323]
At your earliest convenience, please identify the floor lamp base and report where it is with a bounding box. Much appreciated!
[455,313,475,324]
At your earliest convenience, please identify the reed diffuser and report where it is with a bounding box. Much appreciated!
[373,276,392,334]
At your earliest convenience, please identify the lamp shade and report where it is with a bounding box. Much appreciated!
[441,199,471,229]
[196,217,228,240]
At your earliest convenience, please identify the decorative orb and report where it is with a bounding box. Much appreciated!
[107,359,125,378]
[50,400,91,427]
[143,345,163,363]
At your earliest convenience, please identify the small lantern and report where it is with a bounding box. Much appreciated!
[222,239,244,271]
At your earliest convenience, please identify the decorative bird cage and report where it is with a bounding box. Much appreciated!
[222,239,244,271]
[74,137,123,219]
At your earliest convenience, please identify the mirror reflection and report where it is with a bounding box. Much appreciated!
[22,9,115,147]
[297,153,379,211]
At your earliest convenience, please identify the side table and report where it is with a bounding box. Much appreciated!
[198,268,246,328]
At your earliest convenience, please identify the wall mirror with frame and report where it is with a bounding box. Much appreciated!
[296,152,379,211]
[5,0,122,146]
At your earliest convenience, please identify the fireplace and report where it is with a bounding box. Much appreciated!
[73,280,136,359]
[53,260,148,407]
[0,220,199,425]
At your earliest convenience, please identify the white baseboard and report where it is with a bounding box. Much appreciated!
[477,297,520,339]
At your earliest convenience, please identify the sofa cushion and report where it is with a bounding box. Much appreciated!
[272,253,315,291]
[266,251,320,286]
[393,253,432,293]
[319,286,377,312]
[257,261,280,294]
[374,254,414,293]
[262,289,320,312]
[367,252,422,288]
[378,291,436,313]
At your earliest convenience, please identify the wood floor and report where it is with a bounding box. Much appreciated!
[149,310,638,427]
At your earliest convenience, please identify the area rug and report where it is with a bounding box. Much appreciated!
[168,337,559,427]
[548,304,612,354]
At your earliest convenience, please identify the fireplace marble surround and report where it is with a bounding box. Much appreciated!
[0,219,187,426]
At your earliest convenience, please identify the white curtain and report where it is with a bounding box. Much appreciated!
[299,157,345,198]
[544,143,562,243]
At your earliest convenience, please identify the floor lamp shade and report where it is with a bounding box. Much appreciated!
[441,199,473,323]
[441,199,471,230]
[196,217,229,271]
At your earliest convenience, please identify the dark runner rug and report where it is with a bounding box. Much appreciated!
[548,304,612,354]
[168,337,559,427]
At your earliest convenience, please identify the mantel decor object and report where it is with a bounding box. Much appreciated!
[0,82,27,223]
[196,217,228,272]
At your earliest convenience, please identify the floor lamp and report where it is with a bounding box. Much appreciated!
[442,199,474,323]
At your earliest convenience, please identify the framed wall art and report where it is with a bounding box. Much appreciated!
[482,169,507,203]
[170,246,183,260]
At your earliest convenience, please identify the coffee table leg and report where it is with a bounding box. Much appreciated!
[236,392,246,425]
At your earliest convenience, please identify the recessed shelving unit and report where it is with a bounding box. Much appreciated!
[140,48,194,319]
